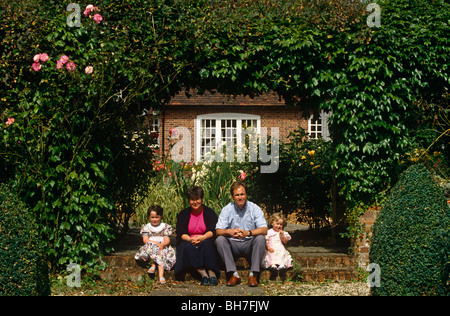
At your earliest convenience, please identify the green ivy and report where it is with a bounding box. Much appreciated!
[1,0,448,271]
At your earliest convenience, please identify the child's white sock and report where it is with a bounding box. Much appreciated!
[233,271,240,278]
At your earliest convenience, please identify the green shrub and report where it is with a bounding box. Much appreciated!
[369,164,450,296]
[0,184,50,296]
[251,127,333,228]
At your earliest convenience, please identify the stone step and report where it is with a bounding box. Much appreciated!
[101,253,357,269]
[99,253,360,283]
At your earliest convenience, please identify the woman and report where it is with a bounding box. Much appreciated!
[175,185,220,286]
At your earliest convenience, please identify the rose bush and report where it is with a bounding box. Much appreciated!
[0,0,180,270]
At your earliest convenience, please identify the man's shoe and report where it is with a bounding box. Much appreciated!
[248,275,258,287]
[226,275,241,286]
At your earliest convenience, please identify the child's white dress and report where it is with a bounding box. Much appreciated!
[134,222,176,271]
[263,228,293,270]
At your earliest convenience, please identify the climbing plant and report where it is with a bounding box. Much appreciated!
[1,0,448,269]
[0,0,181,270]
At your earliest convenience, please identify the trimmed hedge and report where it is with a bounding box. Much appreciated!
[0,184,50,296]
[369,164,450,296]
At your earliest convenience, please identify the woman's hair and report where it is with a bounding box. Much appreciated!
[269,212,287,228]
[186,185,204,200]
[230,181,247,196]
[147,204,164,218]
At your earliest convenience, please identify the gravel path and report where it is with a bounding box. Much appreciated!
[262,281,371,296]
[148,280,371,296]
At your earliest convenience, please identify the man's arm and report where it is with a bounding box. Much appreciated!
[216,228,241,238]
[246,226,268,237]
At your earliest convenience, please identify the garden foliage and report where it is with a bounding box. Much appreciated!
[369,164,450,296]
[251,128,333,228]
[0,0,172,270]
[0,184,50,296]
[0,0,448,273]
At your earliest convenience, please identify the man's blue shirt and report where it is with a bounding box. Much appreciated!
[216,201,267,241]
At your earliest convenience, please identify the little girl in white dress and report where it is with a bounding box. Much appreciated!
[134,205,176,284]
[263,213,293,272]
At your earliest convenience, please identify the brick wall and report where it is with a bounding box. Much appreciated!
[159,90,310,162]
[353,209,380,268]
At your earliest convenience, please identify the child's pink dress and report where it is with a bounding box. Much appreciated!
[263,228,293,270]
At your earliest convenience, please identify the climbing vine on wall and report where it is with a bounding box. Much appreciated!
[1,0,448,268]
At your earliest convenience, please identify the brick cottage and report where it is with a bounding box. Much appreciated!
[146,88,331,163]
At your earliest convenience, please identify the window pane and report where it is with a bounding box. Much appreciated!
[201,119,216,159]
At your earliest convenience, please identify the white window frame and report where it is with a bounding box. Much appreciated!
[195,113,261,162]
[308,110,331,141]
[148,111,160,147]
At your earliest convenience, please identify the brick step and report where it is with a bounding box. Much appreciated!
[99,254,360,283]
[99,265,359,283]
[102,254,357,269]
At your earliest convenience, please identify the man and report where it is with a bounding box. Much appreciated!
[215,181,268,287]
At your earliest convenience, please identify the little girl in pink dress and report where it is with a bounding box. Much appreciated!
[263,213,293,272]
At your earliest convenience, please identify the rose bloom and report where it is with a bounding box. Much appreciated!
[85,66,93,74]
[39,53,49,62]
[56,61,64,69]
[66,62,76,71]
[83,4,94,16]
[33,54,41,62]
[5,117,15,127]
[93,14,103,23]
[59,55,69,64]
[32,62,41,72]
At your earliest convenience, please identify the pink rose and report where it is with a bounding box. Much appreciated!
[84,5,99,17]
[5,117,15,127]
[93,14,103,24]
[83,4,94,16]
[32,62,41,72]
[85,66,93,74]
[33,54,41,62]
[59,55,69,64]
[56,61,64,69]
[66,62,76,71]
[239,171,247,181]
[39,53,49,62]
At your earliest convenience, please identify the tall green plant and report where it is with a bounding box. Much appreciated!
[193,161,237,213]
[134,179,184,228]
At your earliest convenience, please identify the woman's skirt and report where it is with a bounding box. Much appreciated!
[174,238,220,276]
